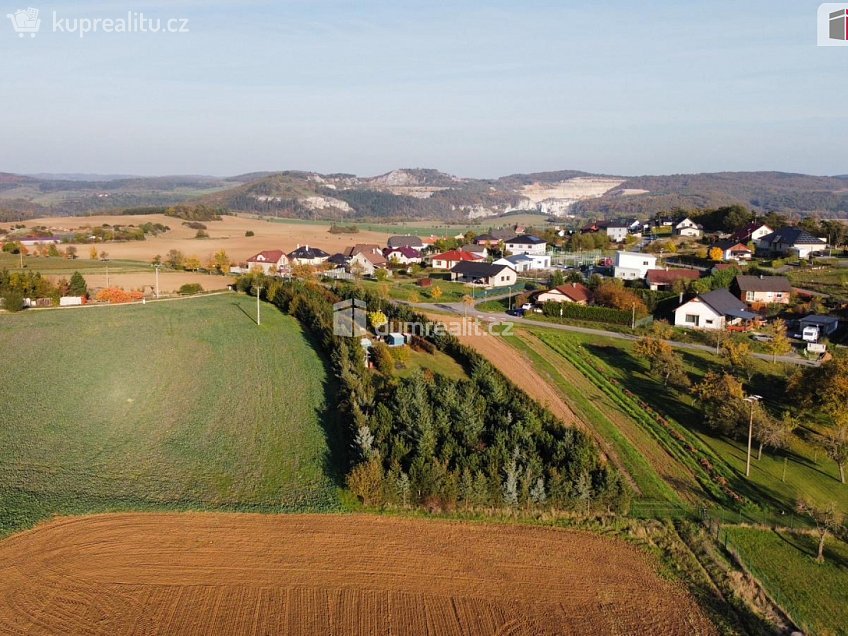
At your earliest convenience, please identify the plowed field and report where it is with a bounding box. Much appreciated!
[0,513,717,635]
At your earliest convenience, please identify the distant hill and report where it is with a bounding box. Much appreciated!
[3,168,848,222]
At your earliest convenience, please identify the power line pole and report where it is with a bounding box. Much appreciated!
[256,285,263,326]
[743,395,762,478]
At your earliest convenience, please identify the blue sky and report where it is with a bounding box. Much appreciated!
[0,0,845,177]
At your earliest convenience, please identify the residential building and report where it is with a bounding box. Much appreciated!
[756,227,827,258]
[288,245,330,266]
[493,254,534,273]
[613,251,657,280]
[387,235,425,251]
[431,250,483,270]
[504,234,547,256]
[645,268,700,291]
[730,222,772,244]
[605,221,630,243]
[350,251,389,277]
[732,275,792,308]
[711,239,753,262]
[450,262,517,288]
[343,244,383,258]
[674,218,704,238]
[535,282,592,305]
[246,249,289,275]
[674,288,758,331]
[460,244,488,257]
[326,253,350,267]
[383,246,422,264]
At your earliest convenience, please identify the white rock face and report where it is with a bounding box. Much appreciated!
[301,196,354,213]
[518,177,629,216]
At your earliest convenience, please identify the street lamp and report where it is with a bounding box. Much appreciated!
[743,395,762,478]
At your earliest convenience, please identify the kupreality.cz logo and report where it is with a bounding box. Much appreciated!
[818,3,848,46]
[5,6,190,39]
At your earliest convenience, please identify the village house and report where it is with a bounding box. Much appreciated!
[383,246,422,264]
[730,222,772,244]
[350,251,389,277]
[450,261,517,288]
[645,268,701,291]
[674,288,759,331]
[460,244,488,258]
[673,217,704,238]
[756,227,827,258]
[613,251,657,280]
[387,235,425,251]
[535,282,592,305]
[245,250,289,275]
[711,239,753,262]
[430,250,483,270]
[343,244,383,258]
[732,275,792,308]
[288,245,330,266]
[504,234,547,256]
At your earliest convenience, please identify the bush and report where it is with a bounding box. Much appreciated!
[178,283,203,295]
[194,229,209,239]
[541,301,634,326]
[1,289,25,312]
[245,230,254,237]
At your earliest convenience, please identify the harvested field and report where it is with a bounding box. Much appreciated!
[0,513,717,635]
[21,213,393,264]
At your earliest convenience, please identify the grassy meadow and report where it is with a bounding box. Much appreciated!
[725,526,848,635]
[0,293,341,536]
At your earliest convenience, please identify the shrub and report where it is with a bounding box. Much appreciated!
[178,283,203,295]
[1,289,25,312]
[245,230,255,237]
[541,301,634,326]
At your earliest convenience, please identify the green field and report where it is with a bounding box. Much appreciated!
[0,253,151,276]
[0,294,340,536]
[522,329,848,517]
[725,526,848,635]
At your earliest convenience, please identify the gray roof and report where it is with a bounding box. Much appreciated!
[288,246,330,259]
[713,238,751,251]
[799,315,839,326]
[759,227,826,247]
[698,289,758,319]
[735,275,792,293]
[504,234,546,245]
[451,261,513,278]
[387,235,424,248]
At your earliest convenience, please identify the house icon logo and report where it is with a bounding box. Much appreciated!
[818,4,848,45]
[332,298,367,338]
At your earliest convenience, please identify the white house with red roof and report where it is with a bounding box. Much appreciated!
[535,282,593,305]
[246,249,289,275]
[431,249,484,270]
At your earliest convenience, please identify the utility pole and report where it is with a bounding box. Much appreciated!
[256,285,263,326]
[153,263,161,299]
[743,395,762,478]
[106,263,109,288]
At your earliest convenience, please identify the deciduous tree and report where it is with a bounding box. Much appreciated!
[796,500,842,563]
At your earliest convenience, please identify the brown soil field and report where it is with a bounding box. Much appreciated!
[0,513,716,635]
[67,271,235,294]
[27,214,393,264]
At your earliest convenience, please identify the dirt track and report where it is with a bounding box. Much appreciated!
[0,513,716,635]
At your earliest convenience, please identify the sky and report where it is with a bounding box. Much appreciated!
[0,0,846,178]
